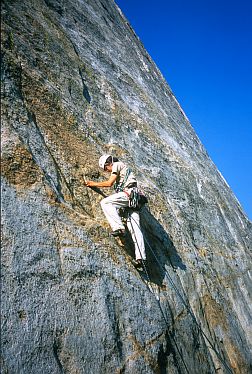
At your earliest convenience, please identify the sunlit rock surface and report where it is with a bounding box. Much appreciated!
[1,0,252,373]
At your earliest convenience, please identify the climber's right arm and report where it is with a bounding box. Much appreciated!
[84,174,117,188]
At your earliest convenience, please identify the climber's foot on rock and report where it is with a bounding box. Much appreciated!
[133,259,147,270]
[111,229,126,237]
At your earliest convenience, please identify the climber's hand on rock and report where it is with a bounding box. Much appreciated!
[84,180,96,187]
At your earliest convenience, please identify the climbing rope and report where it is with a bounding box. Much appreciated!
[127,213,191,374]
[128,213,233,374]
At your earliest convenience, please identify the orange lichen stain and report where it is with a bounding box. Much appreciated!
[1,144,41,187]
[20,72,97,167]
[120,334,159,373]
[202,294,228,331]
[202,295,249,373]
[198,247,208,257]
[224,338,249,374]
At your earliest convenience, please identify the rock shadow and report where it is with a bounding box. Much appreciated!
[122,207,186,287]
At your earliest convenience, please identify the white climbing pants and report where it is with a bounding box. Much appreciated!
[100,192,146,260]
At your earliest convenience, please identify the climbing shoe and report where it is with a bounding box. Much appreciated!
[133,259,147,270]
[111,229,126,237]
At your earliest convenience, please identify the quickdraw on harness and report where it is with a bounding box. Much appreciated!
[128,187,148,209]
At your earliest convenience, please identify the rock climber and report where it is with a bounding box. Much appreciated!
[84,155,146,268]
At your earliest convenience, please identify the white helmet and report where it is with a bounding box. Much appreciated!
[99,154,112,169]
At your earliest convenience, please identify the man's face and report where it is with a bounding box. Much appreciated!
[104,164,112,172]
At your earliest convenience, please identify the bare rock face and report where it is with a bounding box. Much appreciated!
[1,0,251,373]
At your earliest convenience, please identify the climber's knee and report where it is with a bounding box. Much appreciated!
[100,198,105,210]
[100,196,111,210]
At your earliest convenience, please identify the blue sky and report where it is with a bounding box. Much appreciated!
[115,0,252,220]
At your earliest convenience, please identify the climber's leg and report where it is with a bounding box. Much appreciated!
[127,210,146,260]
[100,192,129,232]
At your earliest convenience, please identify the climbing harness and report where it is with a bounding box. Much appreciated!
[114,168,148,210]
[128,214,233,374]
